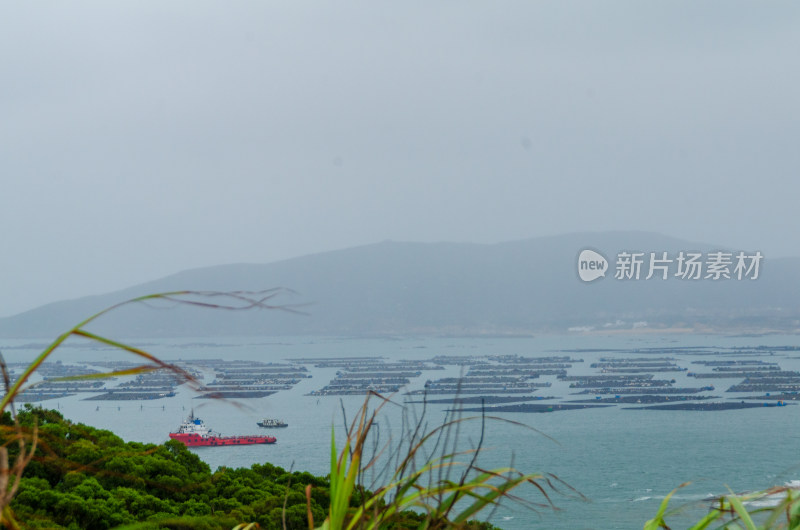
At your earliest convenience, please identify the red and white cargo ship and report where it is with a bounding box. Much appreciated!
[169,412,277,447]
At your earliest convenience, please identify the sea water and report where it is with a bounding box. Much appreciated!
[3,333,800,529]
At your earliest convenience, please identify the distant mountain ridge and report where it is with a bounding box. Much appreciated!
[1,232,798,338]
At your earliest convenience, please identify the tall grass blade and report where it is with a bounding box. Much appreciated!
[643,483,688,530]
[726,493,758,530]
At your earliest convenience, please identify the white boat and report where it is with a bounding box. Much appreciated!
[257,418,288,428]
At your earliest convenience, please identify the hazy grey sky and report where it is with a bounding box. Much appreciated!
[2,1,799,317]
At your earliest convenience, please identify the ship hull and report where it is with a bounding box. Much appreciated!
[169,433,276,447]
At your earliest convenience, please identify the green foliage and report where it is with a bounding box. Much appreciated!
[3,406,330,529]
[3,403,510,529]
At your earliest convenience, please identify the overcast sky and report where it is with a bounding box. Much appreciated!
[2,1,799,317]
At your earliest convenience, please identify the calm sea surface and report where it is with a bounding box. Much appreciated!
[4,333,800,529]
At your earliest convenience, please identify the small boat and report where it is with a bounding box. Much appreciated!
[169,412,276,447]
[257,418,288,428]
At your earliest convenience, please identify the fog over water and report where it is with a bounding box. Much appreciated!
[2,2,800,317]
